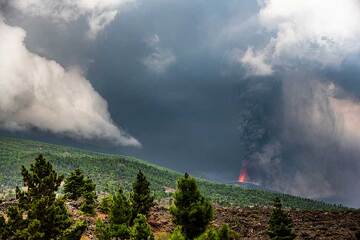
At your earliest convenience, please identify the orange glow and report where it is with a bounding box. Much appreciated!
[238,168,248,183]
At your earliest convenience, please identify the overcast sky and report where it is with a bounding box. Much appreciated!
[2,0,360,207]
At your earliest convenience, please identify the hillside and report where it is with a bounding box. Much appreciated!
[0,137,342,210]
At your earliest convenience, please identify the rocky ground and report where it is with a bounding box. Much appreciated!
[148,202,360,240]
[1,199,360,240]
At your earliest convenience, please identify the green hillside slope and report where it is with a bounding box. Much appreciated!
[0,137,342,210]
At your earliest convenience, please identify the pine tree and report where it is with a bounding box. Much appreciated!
[80,178,97,214]
[170,173,213,239]
[110,188,131,225]
[64,168,97,214]
[99,195,113,214]
[95,188,131,240]
[64,168,85,200]
[1,154,72,240]
[130,214,154,240]
[18,154,63,207]
[130,170,154,221]
[267,197,296,240]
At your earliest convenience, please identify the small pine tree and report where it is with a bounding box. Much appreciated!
[170,173,213,239]
[267,198,296,240]
[64,168,97,214]
[110,188,131,225]
[95,219,112,240]
[130,214,154,240]
[95,188,131,240]
[64,168,85,200]
[80,178,97,214]
[17,154,63,207]
[130,170,154,221]
[99,195,113,214]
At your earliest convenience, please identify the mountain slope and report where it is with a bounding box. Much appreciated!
[0,137,342,210]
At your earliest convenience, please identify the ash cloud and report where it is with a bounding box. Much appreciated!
[240,75,360,206]
[231,0,360,207]
[0,19,140,146]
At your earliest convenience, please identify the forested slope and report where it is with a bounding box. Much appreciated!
[0,137,342,210]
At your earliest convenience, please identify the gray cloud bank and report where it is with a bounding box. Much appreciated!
[0,19,140,146]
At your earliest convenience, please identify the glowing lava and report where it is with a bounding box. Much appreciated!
[238,168,248,183]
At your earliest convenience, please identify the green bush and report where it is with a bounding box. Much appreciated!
[195,225,237,240]
[169,227,186,240]
[62,220,87,240]
[195,227,219,240]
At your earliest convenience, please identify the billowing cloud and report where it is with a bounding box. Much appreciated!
[238,48,273,76]
[10,0,135,38]
[143,34,176,74]
[242,0,360,75]
[0,20,140,146]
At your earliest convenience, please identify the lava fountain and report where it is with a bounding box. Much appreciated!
[238,166,248,183]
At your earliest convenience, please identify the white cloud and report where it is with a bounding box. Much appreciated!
[87,9,118,39]
[143,34,176,74]
[0,20,140,146]
[10,0,135,38]
[238,48,273,76]
[242,0,360,75]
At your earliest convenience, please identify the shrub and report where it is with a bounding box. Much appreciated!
[169,227,186,240]
[195,225,237,240]
[195,227,219,240]
[62,220,87,240]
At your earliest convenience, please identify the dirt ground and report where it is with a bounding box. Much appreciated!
[2,199,360,240]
